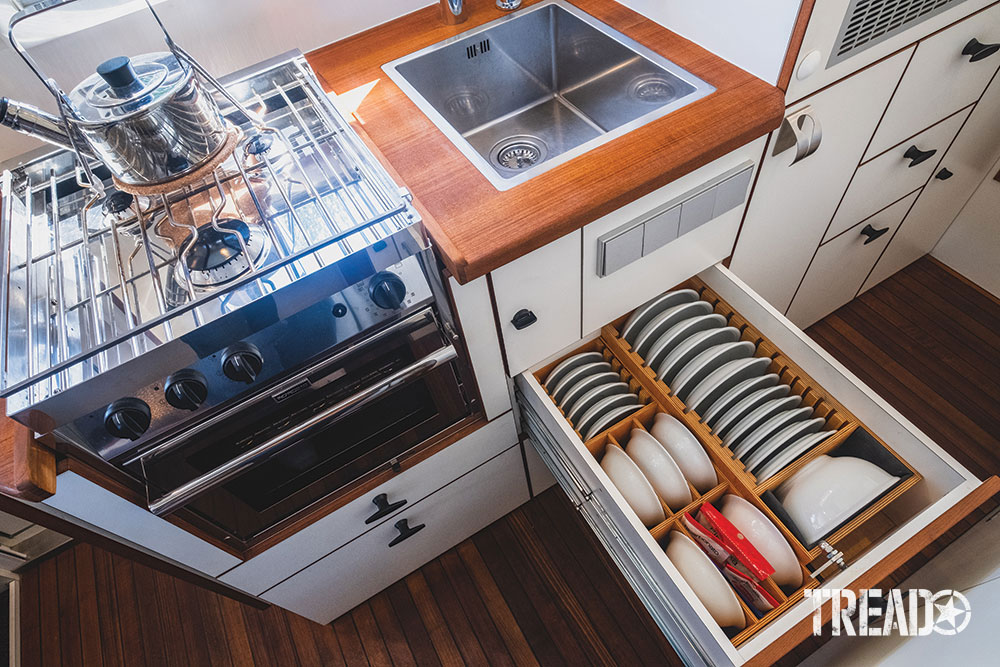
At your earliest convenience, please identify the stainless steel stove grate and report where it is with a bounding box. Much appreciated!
[1,56,414,402]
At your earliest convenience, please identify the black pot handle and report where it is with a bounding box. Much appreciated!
[903,145,936,168]
[388,518,425,547]
[860,224,890,245]
[963,38,1000,62]
[936,168,954,180]
[365,493,407,524]
[511,309,537,330]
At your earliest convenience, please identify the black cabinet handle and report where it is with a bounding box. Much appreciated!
[963,38,1000,62]
[511,309,537,330]
[388,518,425,547]
[903,145,937,168]
[365,493,407,524]
[936,168,954,180]
[860,224,890,245]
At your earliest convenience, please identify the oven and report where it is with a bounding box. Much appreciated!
[122,307,471,549]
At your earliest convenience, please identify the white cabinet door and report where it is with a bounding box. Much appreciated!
[220,411,517,594]
[729,49,911,314]
[863,67,1000,291]
[491,231,582,377]
[865,2,1000,160]
[448,274,511,421]
[261,445,528,624]
[788,192,918,328]
[826,108,971,241]
[43,471,241,576]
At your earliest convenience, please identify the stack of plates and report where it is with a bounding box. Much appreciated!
[544,351,642,441]
[621,290,836,481]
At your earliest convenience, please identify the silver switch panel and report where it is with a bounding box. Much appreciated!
[597,161,755,276]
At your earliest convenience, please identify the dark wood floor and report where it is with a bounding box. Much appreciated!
[807,256,1000,480]
[19,254,1000,666]
[19,487,681,666]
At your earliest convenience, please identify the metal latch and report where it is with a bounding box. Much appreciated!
[810,540,847,580]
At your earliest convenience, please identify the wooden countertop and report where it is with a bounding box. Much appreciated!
[307,0,785,284]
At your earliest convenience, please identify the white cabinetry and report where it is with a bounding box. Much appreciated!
[449,275,511,420]
[729,50,911,313]
[261,444,528,624]
[491,231,582,377]
[864,2,1000,159]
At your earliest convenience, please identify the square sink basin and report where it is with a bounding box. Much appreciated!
[383,0,714,190]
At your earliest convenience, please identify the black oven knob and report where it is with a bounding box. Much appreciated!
[164,369,209,411]
[368,271,407,310]
[104,398,151,441]
[222,342,264,384]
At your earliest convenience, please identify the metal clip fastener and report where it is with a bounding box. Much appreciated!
[810,540,847,579]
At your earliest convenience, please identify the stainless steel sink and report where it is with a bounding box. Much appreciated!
[383,0,714,190]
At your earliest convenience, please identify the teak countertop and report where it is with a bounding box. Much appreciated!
[307,0,785,284]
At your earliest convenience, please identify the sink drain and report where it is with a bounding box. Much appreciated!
[628,74,678,104]
[444,90,488,119]
[491,136,548,171]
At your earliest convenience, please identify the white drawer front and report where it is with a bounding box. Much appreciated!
[220,412,517,595]
[729,50,910,314]
[826,108,970,241]
[491,231,582,377]
[865,2,1000,160]
[516,263,978,666]
[788,191,918,328]
[260,444,528,624]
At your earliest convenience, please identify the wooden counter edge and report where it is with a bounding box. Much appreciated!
[745,475,1000,667]
[0,399,56,502]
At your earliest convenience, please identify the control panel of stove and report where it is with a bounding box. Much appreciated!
[87,253,434,458]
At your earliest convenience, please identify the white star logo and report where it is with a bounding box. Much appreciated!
[931,590,972,635]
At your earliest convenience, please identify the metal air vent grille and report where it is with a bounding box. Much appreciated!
[830,0,970,66]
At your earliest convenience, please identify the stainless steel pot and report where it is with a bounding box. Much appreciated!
[1,0,260,188]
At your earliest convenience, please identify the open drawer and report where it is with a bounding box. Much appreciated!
[515,263,990,666]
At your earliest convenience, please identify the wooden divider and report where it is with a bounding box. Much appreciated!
[531,278,922,646]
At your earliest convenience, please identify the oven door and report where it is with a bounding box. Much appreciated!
[131,308,471,548]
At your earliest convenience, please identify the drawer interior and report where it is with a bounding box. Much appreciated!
[531,276,924,646]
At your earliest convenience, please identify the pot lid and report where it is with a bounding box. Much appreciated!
[67,52,191,123]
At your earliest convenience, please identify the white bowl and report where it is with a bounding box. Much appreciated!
[718,494,803,588]
[665,532,747,630]
[624,429,692,510]
[775,455,900,545]
[649,414,717,492]
[600,443,666,527]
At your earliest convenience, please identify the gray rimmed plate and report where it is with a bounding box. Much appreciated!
[576,393,641,436]
[753,430,836,481]
[723,396,805,451]
[685,357,772,416]
[559,371,621,412]
[711,385,793,437]
[732,407,815,461]
[549,361,613,405]
[544,351,604,389]
[656,327,742,384]
[620,289,700,345]
[743,417,826,473]
[632,301,714,358]
[701,374,782,428]
[583,403,643,441]
[671,341,757,401]
[567,382,630,424]
[643,313,728,371]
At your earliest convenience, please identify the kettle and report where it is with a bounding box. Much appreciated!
[0,0,260,189]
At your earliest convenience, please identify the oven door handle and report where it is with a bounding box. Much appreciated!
[144,344,459,517]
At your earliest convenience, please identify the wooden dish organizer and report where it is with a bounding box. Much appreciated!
[532,277,922,646]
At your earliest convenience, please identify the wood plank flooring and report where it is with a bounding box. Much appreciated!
[807,256,1000,480]
[19,254,1000,666]
[19,488,682,666]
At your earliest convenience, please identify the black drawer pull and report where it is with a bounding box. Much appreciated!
[365,493,407,524]
[511,309,537,330]
[963,38,1000,62]
[936,168,954,180]
[860,224,890,244]
[903,145,937,168]
[388,518,425,547]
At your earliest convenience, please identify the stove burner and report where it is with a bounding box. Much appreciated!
[244,133,275,156]
[102,189,135,216]
[185,219,253,272]
[171,218,271,300]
